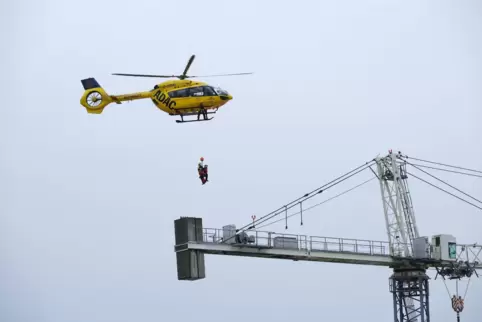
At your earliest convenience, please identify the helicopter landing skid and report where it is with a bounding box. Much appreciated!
[175,111,216,124]
[176,117,214,124]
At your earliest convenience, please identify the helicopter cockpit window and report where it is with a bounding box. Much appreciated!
[169,88,189,98]
[214,87,229,96]
[203,86,216,96]
[189,87,204,97]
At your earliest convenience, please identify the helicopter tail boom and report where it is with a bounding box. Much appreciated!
[80,77,158,114]
[109,91,152,103]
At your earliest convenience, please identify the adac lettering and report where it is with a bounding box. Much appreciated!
[153,90,176,109]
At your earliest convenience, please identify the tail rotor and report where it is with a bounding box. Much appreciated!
[80,78,113,114]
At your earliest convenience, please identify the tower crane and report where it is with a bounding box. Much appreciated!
[173,150,481,322]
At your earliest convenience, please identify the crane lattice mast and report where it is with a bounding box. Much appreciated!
[376,151,419,257]
[376,151,427,322]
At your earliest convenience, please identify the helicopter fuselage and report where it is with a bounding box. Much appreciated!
[79,77,233,123]
[150,79,233,115]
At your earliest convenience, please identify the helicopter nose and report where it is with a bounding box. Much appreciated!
[220,94,233,101]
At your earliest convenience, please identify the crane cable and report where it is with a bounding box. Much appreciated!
[221,159,376,244]
[244,161,375,231]
[406,171,482,211]
[405,163,482,178]
[256,176,376,229]
[402,155,482,174]
[440,277,472,322]
[440,278,471,301]
[406,161,482,205]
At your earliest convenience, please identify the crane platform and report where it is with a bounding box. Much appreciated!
[175,227,394,267]
[173,217,482,280]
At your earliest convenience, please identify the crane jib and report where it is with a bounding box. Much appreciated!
[153,90,176,109]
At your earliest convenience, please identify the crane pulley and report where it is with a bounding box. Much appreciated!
[451,294,464,312]
[446,278,471,322]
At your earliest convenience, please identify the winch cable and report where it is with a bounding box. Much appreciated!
[438,254,474,322]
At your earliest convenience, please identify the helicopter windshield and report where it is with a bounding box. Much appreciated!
[214,87,229,96]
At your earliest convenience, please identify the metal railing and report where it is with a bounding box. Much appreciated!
[201,228,394,257]
[191,228,482,268]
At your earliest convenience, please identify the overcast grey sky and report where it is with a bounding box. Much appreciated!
[2,0,481,321]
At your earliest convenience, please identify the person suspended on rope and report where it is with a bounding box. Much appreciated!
[198,160,204,181]
[203,164,208,182]
[198,157,208,184]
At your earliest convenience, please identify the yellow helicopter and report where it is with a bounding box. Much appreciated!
[79,55,252,123]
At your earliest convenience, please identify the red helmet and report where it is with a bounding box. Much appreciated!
[200,157,204,161]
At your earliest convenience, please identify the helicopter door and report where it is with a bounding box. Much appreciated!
[187,87,206,109]
[202,86,216,107]
[168,88,189,110]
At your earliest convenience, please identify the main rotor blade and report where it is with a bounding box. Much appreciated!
[187,72,254,78]
[112,73,178,78]
[182,55,196,78]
